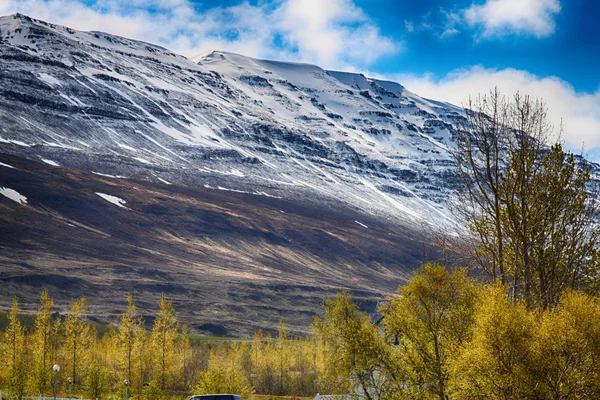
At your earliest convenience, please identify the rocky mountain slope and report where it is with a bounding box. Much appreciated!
[0,13,465,334]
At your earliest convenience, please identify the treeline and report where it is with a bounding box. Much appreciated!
[1,294,196,399]
[0,292,323,400]
[5,266,600,400]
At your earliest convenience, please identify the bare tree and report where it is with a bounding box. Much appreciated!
[453,88,511,283]
[453,90,600,308]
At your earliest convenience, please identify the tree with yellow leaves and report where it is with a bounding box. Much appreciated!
[449,284,535,399]
[132,316,151,395]
[3,298,28,400]
[250,330,277,395]
[62,297,92,386]
[193,343,254,398]
[313,292,384,400]
[84,329,110,400]
[383,264,478,400]
[530,290,600,399]
[177,324,193,391]
[30,291,57,396]
[151,294,179,392]
[118,295,143,385]
[285,336,319,397]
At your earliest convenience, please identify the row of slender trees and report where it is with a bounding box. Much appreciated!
[0,293,197,400]
[0,292,326,400]
[11,268,600,400]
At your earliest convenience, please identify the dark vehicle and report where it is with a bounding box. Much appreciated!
[189,395,243,400]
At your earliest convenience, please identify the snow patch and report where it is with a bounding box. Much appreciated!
[41,158,60,167]
[38,73,62,87]
[0,137,30,147]
[0,161,15,169]
[44,142,81,150]
[203,184,281,198]
[200,167,246,177]
[117,143,138,152]
[96,192,128,208]
[0,187,27,204]
[133,157,152,165]
[92,172,127,179]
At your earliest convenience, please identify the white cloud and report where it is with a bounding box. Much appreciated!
[441,27,460,38]
[275,0,397,68]
[464,0,561,38]
[0,0,399,69]
[395,66,600,160]
[404,9,462,40]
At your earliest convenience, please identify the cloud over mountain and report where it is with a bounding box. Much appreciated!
[0,0,398,70]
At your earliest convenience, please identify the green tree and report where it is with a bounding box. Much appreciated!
[177,324,192,391]
[133,318,151,394]
[118,295,143,384]
[528,144,600,307]
[313,292,383,400]
[276,320,290,396]
[251,331,278,395]
[455,91,600,308]
[85,332,110,400]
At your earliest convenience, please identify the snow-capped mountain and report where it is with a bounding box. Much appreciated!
[0,13,469,333]
[0,13,463,226]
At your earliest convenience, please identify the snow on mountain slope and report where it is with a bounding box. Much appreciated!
[0,13,464,228]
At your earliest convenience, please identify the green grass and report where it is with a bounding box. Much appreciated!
[187,334,249,344]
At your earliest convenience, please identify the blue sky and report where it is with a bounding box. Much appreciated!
[2,0,599,158]
[357,0,598,93]
[357,0,600,92]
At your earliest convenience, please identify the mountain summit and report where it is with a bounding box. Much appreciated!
[1,14,463,334]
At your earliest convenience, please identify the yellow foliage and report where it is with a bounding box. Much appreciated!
[193,344,254,399]
[449,284,536,399]
[62,296,92,387]
[530,290,600,399]
[3,298,28,400]
[384,264,478,400]
[151,294,180,392]
[30,291,56,396]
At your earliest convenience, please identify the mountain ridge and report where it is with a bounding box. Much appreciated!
[0,12,463,226]
[0,13,482,334]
